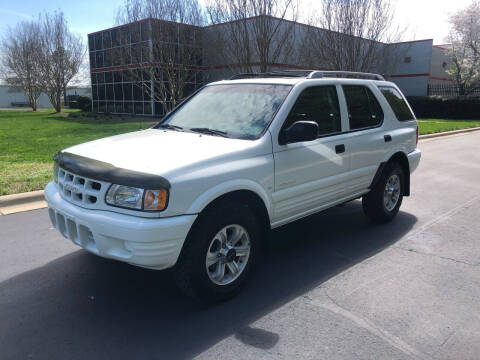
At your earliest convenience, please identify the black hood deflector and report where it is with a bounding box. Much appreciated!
[53,152,171,189]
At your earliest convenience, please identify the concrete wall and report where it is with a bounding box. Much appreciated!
[385,40,433,96]
[203,18,435,96]
[0,86,91,109]
[429,46,452,85]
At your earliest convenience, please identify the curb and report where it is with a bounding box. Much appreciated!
[419,126,480,140]
[0,190,45,206]
[0,190,46,215]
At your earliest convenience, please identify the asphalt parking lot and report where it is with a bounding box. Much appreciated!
[1,132,479,360]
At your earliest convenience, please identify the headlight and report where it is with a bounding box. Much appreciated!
[105,184,168,211]
[53,162,59,183]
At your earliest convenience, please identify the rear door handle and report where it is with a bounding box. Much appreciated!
[384,134,392,142]
[335,144,345,154]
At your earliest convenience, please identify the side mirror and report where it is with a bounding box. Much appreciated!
[280,121,319,145]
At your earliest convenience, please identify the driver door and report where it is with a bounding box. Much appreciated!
[271,85,351,226]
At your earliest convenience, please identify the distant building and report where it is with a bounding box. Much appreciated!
[0,86,91,109]
[88,16,453,116]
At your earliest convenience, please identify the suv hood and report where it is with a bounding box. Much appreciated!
[63,129,266,177]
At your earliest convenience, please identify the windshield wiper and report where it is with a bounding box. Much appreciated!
[189,127,229,138]
[157,124,184,131]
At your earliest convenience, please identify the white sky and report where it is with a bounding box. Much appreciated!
[297,0,474,44]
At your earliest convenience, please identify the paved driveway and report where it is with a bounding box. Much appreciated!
[1,133,479,360]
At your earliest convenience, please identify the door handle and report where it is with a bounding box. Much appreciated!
[384,134,392,142]
[335,144,345,154]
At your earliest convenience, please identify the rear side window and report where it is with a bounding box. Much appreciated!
[285,86,341,136]
[343,85,384,130]
[379,86,415,121]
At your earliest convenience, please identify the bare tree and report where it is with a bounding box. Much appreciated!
[115,0,205,113]
[1,21,43,111]
[301,0,404,74]
[445,0,479,95]
[205,0,299,73]
[36,12,84,113]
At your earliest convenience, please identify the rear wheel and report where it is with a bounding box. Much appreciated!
[173,202,260,303]
[363,162,404,223]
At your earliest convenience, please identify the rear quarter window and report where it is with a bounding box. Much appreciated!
[379,86,415,121]
[343,85,384,130]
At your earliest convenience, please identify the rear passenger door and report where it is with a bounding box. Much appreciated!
[341,85,388,196]
[272,85,350,225]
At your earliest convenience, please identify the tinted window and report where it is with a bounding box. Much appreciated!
[285,86,341,136]
[379,86,415,121]
[343,86,383,130]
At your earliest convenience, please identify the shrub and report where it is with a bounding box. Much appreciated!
[76,95,92,112]
[406,96,480,120]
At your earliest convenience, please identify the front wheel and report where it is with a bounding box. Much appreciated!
[173,202,260,303]
[362,162,404,223]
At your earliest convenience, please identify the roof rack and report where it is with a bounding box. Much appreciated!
[229,70,385,81]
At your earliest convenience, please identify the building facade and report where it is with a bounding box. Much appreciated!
[0,86,90,109]
[88,17,452,116]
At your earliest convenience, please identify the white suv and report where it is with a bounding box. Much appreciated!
[45,71,421,302]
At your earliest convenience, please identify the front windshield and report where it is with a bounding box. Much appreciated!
[158,84,292,139]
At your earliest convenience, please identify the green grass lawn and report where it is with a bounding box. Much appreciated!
[0,109,155,195]
[1,109,479,196]
[417,119,480,135]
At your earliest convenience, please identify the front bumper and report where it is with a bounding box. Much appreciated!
[45,182,197,270]
[408,148,421,174]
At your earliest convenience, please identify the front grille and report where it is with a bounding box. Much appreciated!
[57,167,109,208]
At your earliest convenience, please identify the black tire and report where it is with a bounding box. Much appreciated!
[173,202,261,303]
[362,162,404,223]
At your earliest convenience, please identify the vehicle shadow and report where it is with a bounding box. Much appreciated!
[0,201,416,360]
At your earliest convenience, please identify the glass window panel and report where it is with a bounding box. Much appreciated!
[115,102,124,113]
[106,84,114,100]
[343,86,384,130]
[104,49,112,67]
[133,82,143,101]
[114,84,123,101]
[131,43,141,63]
[95,33,103,50]
[134,102,144,114]
[88,35,95,51]
[141,21,149,41]
[91,73,97,85]
[93,101,99,113]
[111,29,119,47]
[141,42,150,62]
[378,86,415,121]
[107,102,115,113]
[131,23,141,43]
[285,86,341,136]
[92,85,98,100]
[89,52,96,69]
[120,27,130,44]
[142,69,151,81]
[184,83,195,97]
[96,72,105,84]
[142,82,151,100]
[105,71,113,83]
[99,101,106,112]
[154,102,164,116]
[103,31,112,49]
[98,84,106,100]
[124,101,133,113]
[95,51,104,68]
[123,70,131,82]
[123,83,133,100]
[113,70,122,83]
[144,102,152,115]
